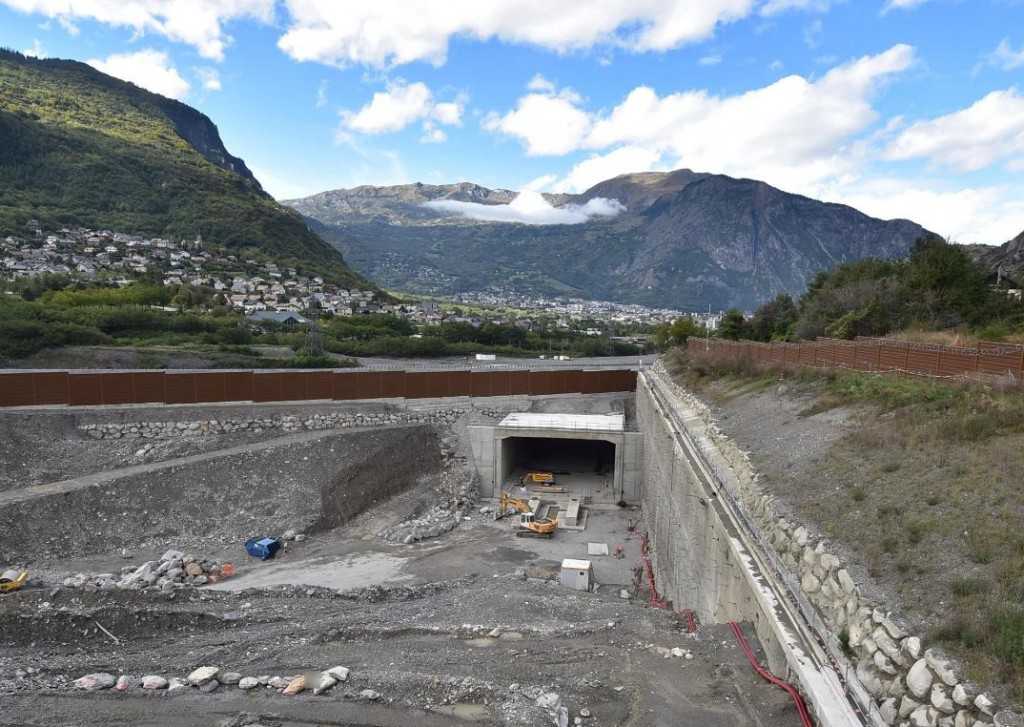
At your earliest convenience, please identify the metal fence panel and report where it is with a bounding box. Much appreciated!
[194,372,228,403]
[33,372,69,405]
[0,372,35,407]
[305,371,333,400]
[379,371,407,398]
[224,371,254,402]
[68,373,103,406]
[164,373,197,404]
[131,372,165,403]
[100,372,134,405]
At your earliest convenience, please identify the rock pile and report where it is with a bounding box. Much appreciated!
[379,504,463,544]
[74,665,356,698]
[62,549,230,592]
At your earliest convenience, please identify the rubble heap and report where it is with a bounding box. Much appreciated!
[62,550,230,592]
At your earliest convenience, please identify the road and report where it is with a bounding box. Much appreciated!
[351,354,657,371]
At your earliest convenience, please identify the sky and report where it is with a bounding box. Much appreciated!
[1,0,1023,243]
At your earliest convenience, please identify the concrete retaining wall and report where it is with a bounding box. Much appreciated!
[0,426,440,563]
[642,364,1019,727]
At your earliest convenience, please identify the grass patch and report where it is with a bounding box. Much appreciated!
[952,577,992,598]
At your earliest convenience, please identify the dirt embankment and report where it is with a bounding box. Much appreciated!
[690,371,1024,705]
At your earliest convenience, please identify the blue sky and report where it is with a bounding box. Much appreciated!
[1,0,1023,243]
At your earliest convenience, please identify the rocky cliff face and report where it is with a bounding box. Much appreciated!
[154,99,261,188]
[288,169,931,310]
[971,229,1024,285]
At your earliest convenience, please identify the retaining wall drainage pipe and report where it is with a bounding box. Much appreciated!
[729,620,815,727]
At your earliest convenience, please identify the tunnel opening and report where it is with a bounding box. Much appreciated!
[499,436,617,503]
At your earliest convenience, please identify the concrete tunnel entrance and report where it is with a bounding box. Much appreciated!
[468,412,643,505]
[500,436,617,503]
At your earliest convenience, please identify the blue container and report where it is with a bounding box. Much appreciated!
[245,536,281,560]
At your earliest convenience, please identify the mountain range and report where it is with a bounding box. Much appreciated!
[286,170,931,310]
[0,49,365,288]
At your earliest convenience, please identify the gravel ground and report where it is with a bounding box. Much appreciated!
[0,510,798,727]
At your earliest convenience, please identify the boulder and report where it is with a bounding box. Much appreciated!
[114,675,131,691]
[900,696,923,718]
[976,693,996,716]
[311,672,338,695]
[952,683,975,707]
[282,675,305,696]
[142,675,168,690]
[268,676,290,690]
[360,689,381,700]
[161,549,184,563]
[925,648,960,687]
[907,659,934,699]
[931,684,955,714]
[909,705,937,727]
[167,678,189,694]
[220,672,242,685]
[326,666,350,682]
[198,680,220,693]
[238,677,259,690]
[187,666,220,686]
[74,673,116,691]
[879,697,899,726]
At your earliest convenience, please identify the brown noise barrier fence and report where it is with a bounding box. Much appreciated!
[688,337,1024,385]
[0,368,638,409]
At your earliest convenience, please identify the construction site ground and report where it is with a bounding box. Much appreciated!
[0,495,801,727]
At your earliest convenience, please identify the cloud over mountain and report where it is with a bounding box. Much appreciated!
[424,191,625,225]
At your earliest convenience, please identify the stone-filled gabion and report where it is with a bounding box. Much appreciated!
[79,409,463,440]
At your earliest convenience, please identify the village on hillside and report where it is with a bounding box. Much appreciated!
[1,225,721,334]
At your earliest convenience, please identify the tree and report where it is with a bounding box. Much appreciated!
[748,294,798,342]
[654,316,705,349]
[718,309,747,341]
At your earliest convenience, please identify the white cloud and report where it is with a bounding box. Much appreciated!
[527,74,556,93]
[22,38,45,57]
[483,80,591,156]
[420,122,447,143]
[87,49,190,100]
[698,53,722,66]
[315,79,328,108]
[341,80,433,134]
[195,66,222,91]
[488,45,915,195]
[277,0,760,68]
[803,18,822,48]
[424,190,625,225]
[555,146,665,193]
[760,0,832,14]
[883,89,1024,172]
[431,97,465,126]
[881,0,930,13]
[1,0,274,60]
[339,80,464,142]
[830,178,1024,245]
[522,173,558,192]
[985,39,1024,72]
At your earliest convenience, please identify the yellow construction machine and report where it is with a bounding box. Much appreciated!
[496,491,559,538]
[0,569,28,593]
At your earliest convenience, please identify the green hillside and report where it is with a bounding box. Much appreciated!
[0,49,366,287]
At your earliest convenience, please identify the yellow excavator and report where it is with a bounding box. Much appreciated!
[496,492,559,538]
[0,569,28,593]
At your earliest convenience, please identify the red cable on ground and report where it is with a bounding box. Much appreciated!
[728,621,815,727]
[681,608,698,634]
[637,532,669,609]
